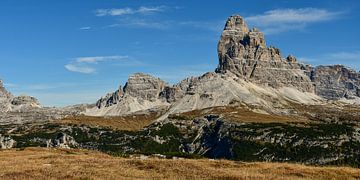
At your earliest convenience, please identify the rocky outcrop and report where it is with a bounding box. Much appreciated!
[95,73,169,109]
[48,133,78,149]
[124,73,166,102]
[310,65,360,100]
[216,15,314,93]
[96,87,123,108]
[0,79,41,111]
[86,73,174,116]
[0,80,13,112]
[0,134,16,149]
[4,111,360,166]
[11,95,41,108]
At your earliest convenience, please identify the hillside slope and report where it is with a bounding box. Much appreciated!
[0,148,359,180]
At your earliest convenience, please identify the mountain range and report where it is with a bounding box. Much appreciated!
[1,15,360,167]
[84,15,360,117]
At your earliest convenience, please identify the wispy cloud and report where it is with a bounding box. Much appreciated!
[75,55,128,63]
[95,6,165,17]
[65,55,144,74]
[246,8,343,34]
[108,19,171,29]
[299,50,360,70]
[65,64,95,74]
[79,26,91,30]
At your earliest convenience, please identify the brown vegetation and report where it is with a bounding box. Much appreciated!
[290,102,360,122]
[170,105,308,123]
[59,113,158,131]
[0,148,359,179]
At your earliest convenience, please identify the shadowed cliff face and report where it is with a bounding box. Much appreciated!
[311,65,360,100]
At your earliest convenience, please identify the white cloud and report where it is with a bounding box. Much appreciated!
[65,64,95,74]
[246,8,343,34]
[95,6,165,17]
[79,26,91,30]
[108,19,170,29]
[75,55,128,63]
[64,55,145,74]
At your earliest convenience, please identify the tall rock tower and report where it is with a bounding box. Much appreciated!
[216,15,314,93]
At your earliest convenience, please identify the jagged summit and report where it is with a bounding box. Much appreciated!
[87,73,173,116]
[0,79,41,112]
[216,15,314,92]
[86,14,360,117]
[0,79,13,112]
[224,15,249,33]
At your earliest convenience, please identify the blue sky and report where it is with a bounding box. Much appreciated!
[0,0,359,106]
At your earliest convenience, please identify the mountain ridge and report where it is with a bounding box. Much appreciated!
[1,14,360,168]
[86,14,360,117]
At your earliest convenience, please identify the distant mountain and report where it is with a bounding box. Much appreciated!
[0,79,41,112]
[1,15,360,167]
[0,79,84,125]
[88,15,360,117]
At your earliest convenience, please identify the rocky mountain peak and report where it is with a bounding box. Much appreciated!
[216,15,314,92]
[123,73,166,102]
[0,79,12,112]
[224,15,249,33]
[0,80,10,97]
[87,14,360,117]
[93,73,170,113]
[0,79,43,113]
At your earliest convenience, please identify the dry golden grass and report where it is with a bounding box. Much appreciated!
[289,102,360,122]
[59,113,158,131]
[0,148,359,180]
[171,106,308,123]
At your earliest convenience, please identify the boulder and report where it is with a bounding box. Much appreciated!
[0,134,16,149]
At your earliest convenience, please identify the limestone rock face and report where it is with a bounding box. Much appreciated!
[0,80,13,112]
[0,80,41,111]
[87,73,173,116]
[95,73,168,109]
[96,87,123,108]
[311,65,360,100]
[124,73,166,102]
[159,86,184,103]
[52,133,78,149]
[11,95,41,108]
[216,15,314,93]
